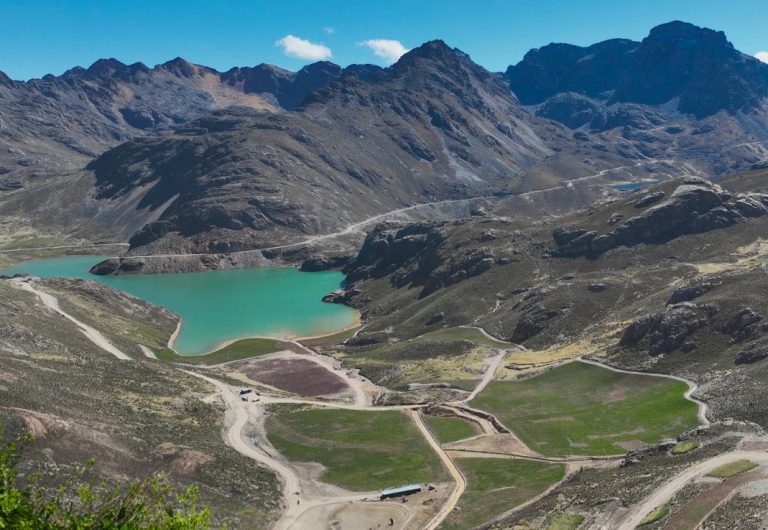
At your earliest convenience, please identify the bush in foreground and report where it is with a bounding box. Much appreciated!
[0,423,215,529]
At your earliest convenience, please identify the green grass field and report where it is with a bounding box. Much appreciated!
[472,361,699,456]
[156,338,289,365]
[442,458,565,530]
[707,459,757,478]
[419,327,512,348]
[266,408,446,491]
[424,415,478,443]
[546,514,585,530]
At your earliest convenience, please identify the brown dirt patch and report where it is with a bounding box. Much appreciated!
[236,358,351,397]
[445,433,538,457]
[742,441,768,451]
[153,443,213,474]
[602,375,657,404]
[617,440,647,451]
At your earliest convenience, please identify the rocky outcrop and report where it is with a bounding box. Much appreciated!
[510,304,562,343]
[552,179,768,257]
[620,302,718,355]
[735,341,768,365]
[722,308,763,343]
[667,281,716,305]
[299,255,352,272]
[343,220,511,299]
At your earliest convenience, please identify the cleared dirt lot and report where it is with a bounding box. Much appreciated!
[235,355,352,397]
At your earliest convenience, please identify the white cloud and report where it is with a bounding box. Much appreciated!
[323,26,335,35]
[359,39,409,64]
[756,51,768,64]
[275,35,332,61]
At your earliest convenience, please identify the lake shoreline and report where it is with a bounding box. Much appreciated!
[2,255,360,356]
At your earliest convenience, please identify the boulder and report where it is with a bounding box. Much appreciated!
[667,281,715,305]
[735,341,768,365]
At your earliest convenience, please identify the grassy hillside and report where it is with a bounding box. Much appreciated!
[266,407,447,490]
[473,362,699,456]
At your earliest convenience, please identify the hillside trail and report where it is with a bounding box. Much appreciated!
[12,278,131,360]
[617,450,768,529]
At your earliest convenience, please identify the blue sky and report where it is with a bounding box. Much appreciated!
[2,0,767,80]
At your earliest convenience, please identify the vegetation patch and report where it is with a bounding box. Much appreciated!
[419,327,512,348]
[472,361,699,456]
[156,338,290,365]
[707,459,758,478]
[442,458,564,530]
[266,408,446,491]
[639,506,669,526]
[344,339,491,390]
[546,513,585,530]
[424,415,478,443]
[671,440,700,455]
[299,326,361,348]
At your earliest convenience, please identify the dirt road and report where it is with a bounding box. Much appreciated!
[183,371,309,529]
[618,451,768,529]
[14,279,132,360]
[464,349,507,402]
[411,410,466,530]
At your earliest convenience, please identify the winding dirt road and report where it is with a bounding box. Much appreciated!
[13,279,131,360]
[618,451,768,529]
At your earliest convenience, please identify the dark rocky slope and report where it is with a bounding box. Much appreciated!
[84,41,638,259]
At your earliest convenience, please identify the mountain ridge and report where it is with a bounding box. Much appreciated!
[1,21,768,264]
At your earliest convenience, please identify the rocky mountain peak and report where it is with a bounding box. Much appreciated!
[506,21,768,120]
[157,57,207,78]
[86,58,128,77]
[393,39,469,69]
[645,20,729,47]
[0,70,13,87]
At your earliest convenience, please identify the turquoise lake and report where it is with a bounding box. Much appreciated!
[1,256,357,355]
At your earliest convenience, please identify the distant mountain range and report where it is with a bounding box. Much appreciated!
[1,21,767,263]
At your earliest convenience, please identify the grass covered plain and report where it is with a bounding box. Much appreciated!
[424,415,478,443]
[341,326,514,390]
[418,327,512,348]
[156,338,290,365]
[546,513,585,529]
[442,458,565,530]
[266,408,446,491]
[707,459,758,478]
[472,361,699,456]
[639,506,669,526]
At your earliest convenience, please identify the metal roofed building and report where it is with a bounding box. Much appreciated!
[380,484,422,500]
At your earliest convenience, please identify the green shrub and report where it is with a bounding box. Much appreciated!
[671,440,699,455]
[0,423,215,529]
